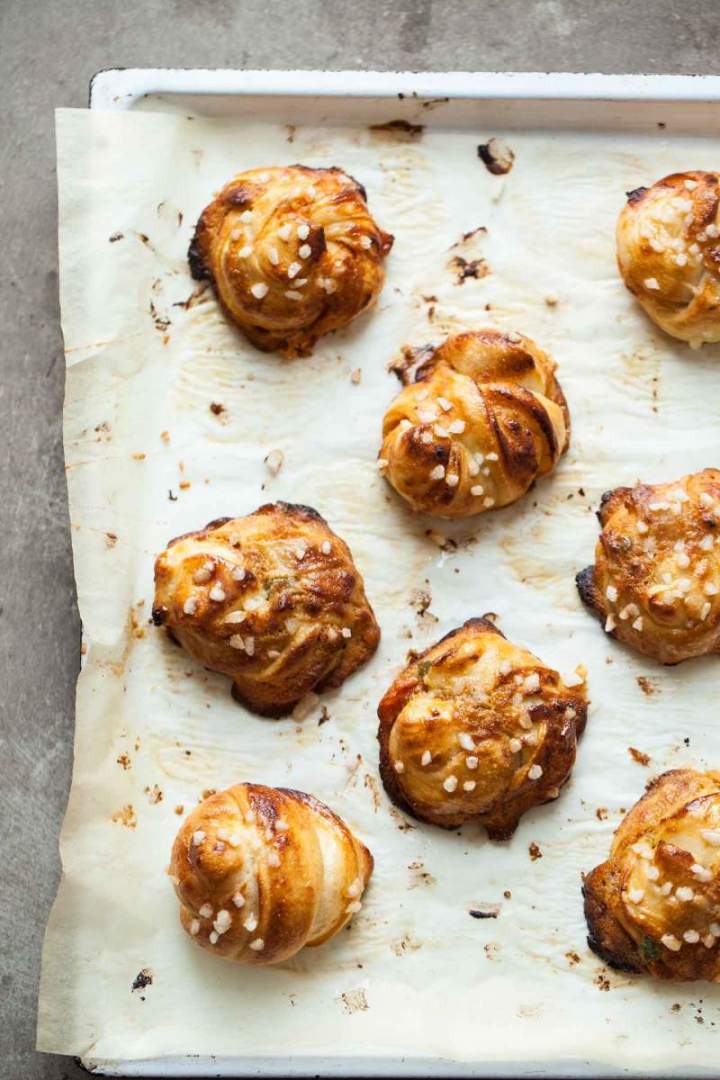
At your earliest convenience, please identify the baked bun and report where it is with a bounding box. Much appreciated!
[584,769,720,981]
[379,330,569,518]
[189,165,393,358]
[152,502,379,715]
[377,617,587,839]
[576,470,720,664]
[170,783,373,965]
[617,171,720,345]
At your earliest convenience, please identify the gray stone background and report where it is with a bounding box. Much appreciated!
[1,1,719,1077]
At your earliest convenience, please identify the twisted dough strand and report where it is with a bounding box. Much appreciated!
[577,470,720,664]
[585,769,720,981]
[190,165,393,358]
[170,784,373,965]
[377,617,587,839]
[152,502,380,716]
[617,171,720,346]
[379,330,569,518]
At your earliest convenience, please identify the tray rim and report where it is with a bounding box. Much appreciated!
[76,66,720,1079]
[89,66,720,111]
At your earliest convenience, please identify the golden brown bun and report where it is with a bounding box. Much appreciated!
[379,330,569,519]
[617,171,720,345]
[170,783,373,965]
[377,617,587,839]
[152,502,379,716]
[576,470,720,665]
[584,769,720,981]
[189,165,393,358]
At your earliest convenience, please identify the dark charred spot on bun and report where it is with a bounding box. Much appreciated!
[203,516,233,531]
[625,187,648,205]
[151,604,168,626]
[188,225,210,282]
[224,184,254,208]
[575,566,599,613]
[257,501,326,524]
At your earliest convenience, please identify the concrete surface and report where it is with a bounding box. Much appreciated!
[1,1,719,1077]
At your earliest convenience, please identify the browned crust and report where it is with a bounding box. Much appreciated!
[583,769,720,982]
[576,472,720,664]
[170,783,373,964]
[188,164,392,359]
[153,502,379,716]
[380,329,570,520]
[377,616,587,839]
[583,862,644,973]
[617,171,720,344]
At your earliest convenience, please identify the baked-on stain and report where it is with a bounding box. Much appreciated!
[451,225,488,248]
[529,842,543,861]
[369,119,424,139]
[111,804,137,828]
[637,676,657,696]
[448,254,490,284]
[628,746,651,767]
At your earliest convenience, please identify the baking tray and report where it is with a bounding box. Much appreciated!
[58,68,720,1077]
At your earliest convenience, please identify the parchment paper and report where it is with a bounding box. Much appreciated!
[39,106,720,1071]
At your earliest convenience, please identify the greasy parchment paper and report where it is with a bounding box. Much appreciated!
[40,106,720,1073]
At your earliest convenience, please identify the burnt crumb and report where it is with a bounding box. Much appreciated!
[144,784,163,804]
[684,736,691,747]
[369,118,424,140]
[209,402,225,416]
[409,586,438,624]
[658,121,666,129]
[178,210,183,226]
[636,676,657,696]
[477,137,515,175]
[451,225,487,248]
[448,254,490,285]
[174,804,184,815]
[116,753,131,770]
[172,282,209,311]
[388,342,435,384]
[425,528,458,552]
[628,746,651,767]
[528,842,542,861]
[671,1002,682,1012]
[168,489,178,501]
[318,706,331,726]
[595,970,611,992]
[286,124,296,143]
[138,232,154,249]
[421,96,450,110]
[566,951,581,966]
[131,968,153,992]
[149,300,170,332]
[578,487,586,497]
[596,807,608,821]
[109,231,124,243]
[407,860,437,888]
[469,904,500,919]
[503,890,512,899]
[105,532,118,548]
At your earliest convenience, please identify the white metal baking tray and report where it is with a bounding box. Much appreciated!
[74,68,720,1078]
